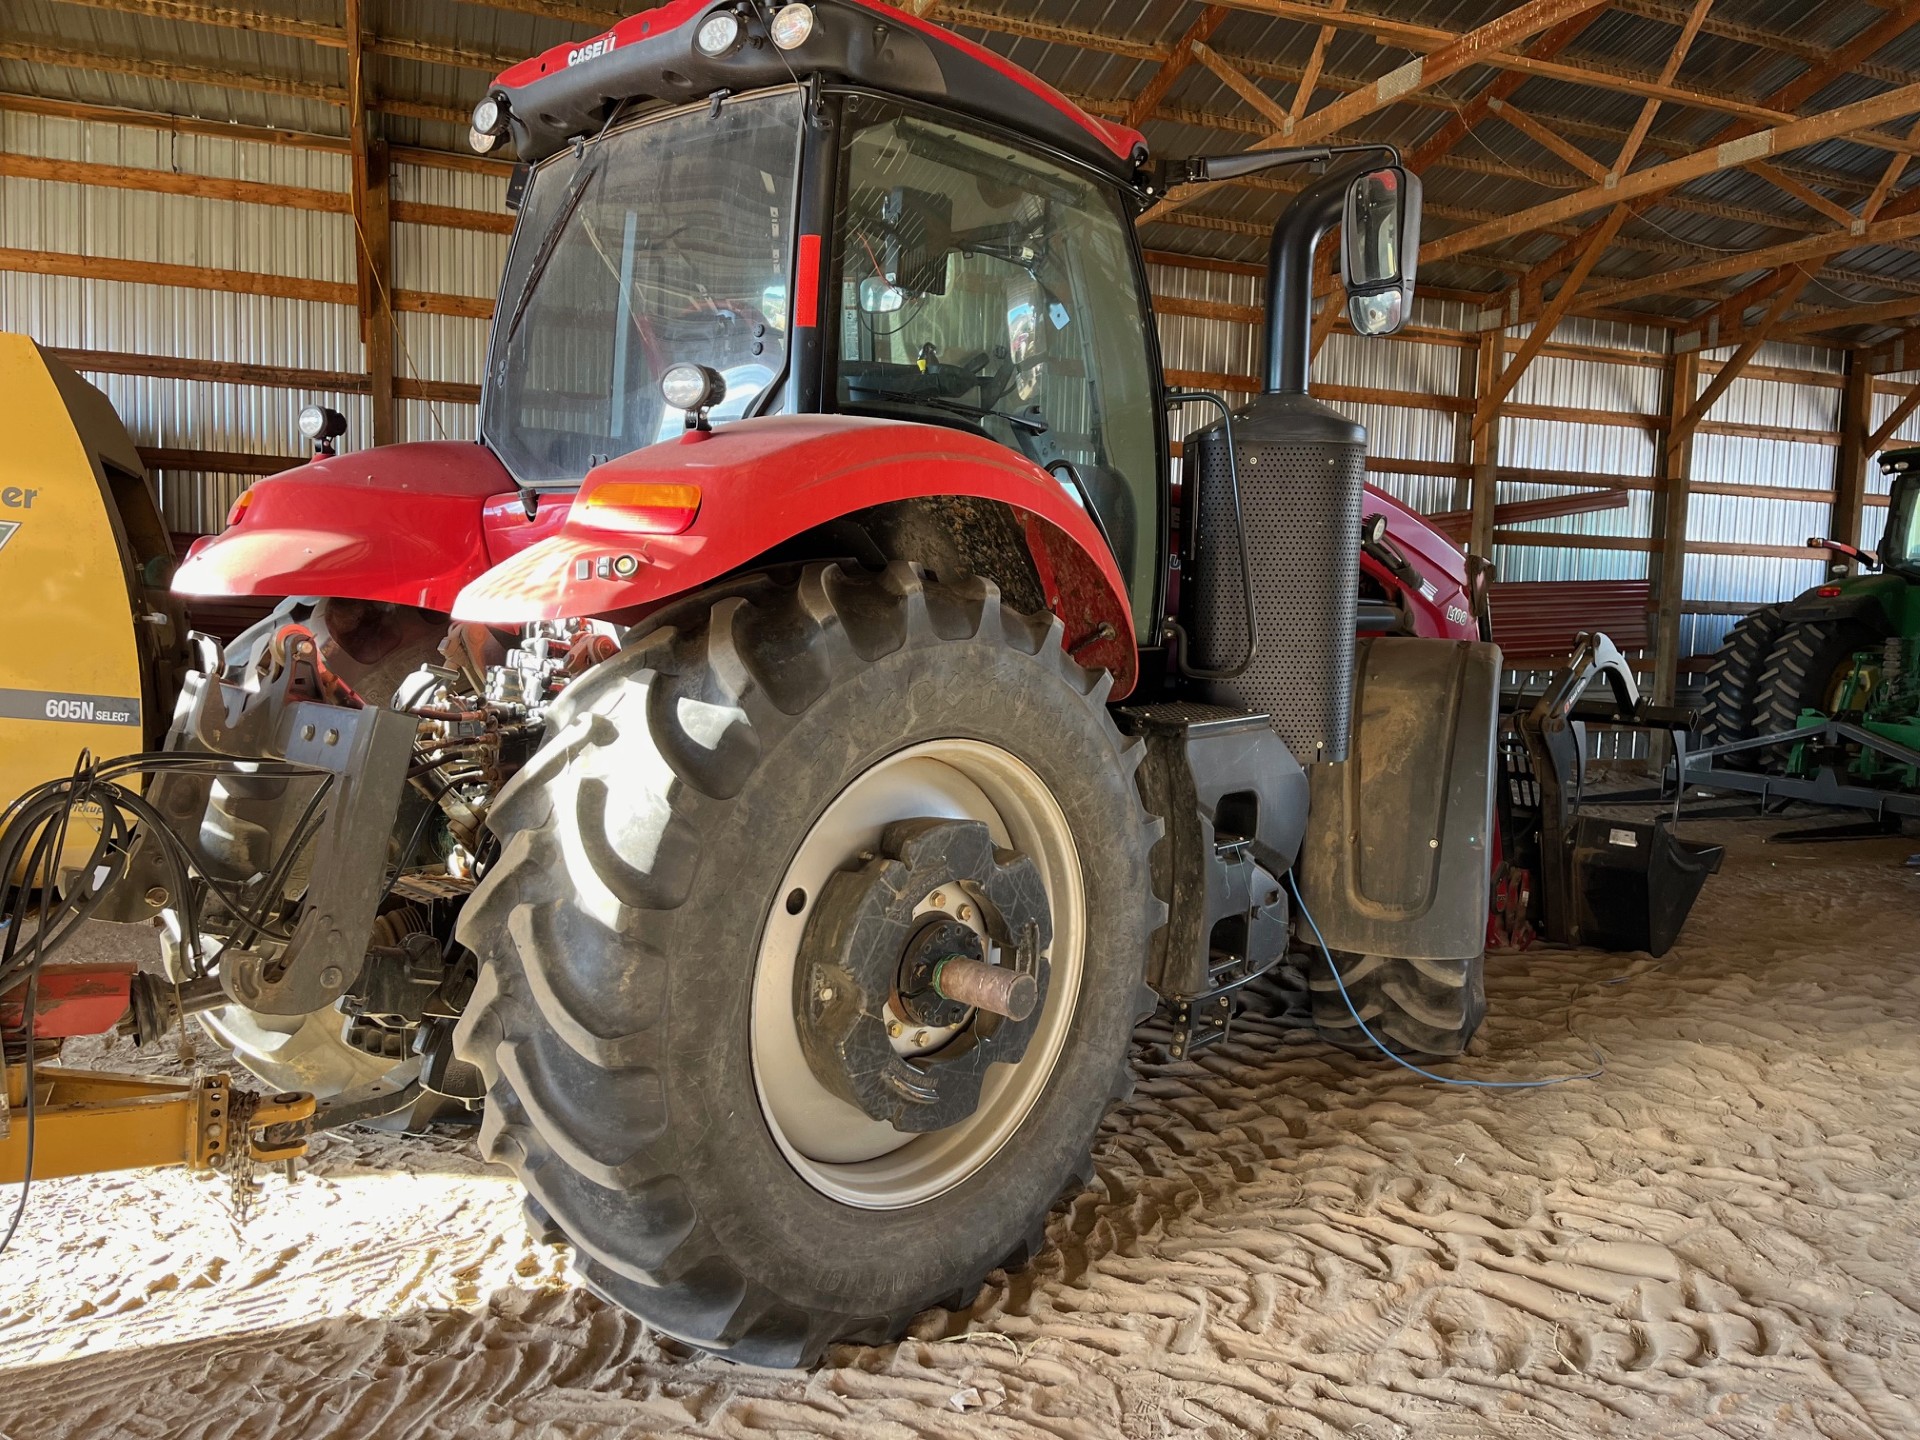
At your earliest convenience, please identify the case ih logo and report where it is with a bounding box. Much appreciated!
[567,35,618,66]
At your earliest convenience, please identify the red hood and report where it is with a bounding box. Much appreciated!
[173,442,520,612]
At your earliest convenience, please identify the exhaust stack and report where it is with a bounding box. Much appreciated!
[1179,165,1371,765]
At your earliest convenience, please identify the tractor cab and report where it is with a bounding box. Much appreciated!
[1878,449,1920,578]
[482,82,1166,622]
[472,0,1423,644]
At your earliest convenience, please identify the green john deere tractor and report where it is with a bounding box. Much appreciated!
[1694,446,1920,792]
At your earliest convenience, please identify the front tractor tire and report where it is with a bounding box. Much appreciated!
[455,564,1160,1366]
[1308,951,1485,1062]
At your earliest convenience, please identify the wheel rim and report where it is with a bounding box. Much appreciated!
[750,740,1085,1209]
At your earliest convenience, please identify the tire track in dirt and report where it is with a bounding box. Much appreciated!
[1,821,1917,1438]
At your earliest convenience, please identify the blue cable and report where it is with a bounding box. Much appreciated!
[1285,873,1602,1090]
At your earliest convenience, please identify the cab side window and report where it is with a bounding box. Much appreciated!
[831,98,1163,627]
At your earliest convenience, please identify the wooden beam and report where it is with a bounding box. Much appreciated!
[1779,293,1920,335]
[1142,0,1603,222]
[1487,98,1609,182]
[1473,207,1630,435]
[0,39,346,104]
[1588,206,1920,309]
[1676,266,1802,351]
[138,446,304,475]
[1469,331,1501,558]
[1869,375,1920,449]
[51,348,366,392]
[1836,356,1875,548]
[1489,4,1920,315]
[1669,267,1816,453]
[0,247,353,304]
[1189,43,1293,131]
[0,44,463,126]
[50,346,483,405]
[1748,160,1857,227]
[345,0,395,449]
[0,153,345,212]
[1287,0,1347,122]
[1424,80,1920,265]
[1409,10,1603,172]
[0,91,348,151]
[1126,7,1229,128]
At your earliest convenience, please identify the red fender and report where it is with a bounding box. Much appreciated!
[452,415,1139,693]
[170,442,566,612]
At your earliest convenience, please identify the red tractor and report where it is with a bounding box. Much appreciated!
[91,0,1499,1364]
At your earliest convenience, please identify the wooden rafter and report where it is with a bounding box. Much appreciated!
[1190,43,1292,131]
[1869,378,1920,451]
[1287,0,1347,122]
[1502,3,1920,316]
[1749,161,1857,228]
[1487,98,1609,182]
[1143,0,1602,224]
[1668,266,1817,452]
[1424,80,1920,265]
[1472,0,1712,433]
[1125,7,1229,129]
[1587,205,1920,309]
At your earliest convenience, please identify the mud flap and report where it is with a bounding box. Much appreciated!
[1296,637,1499,961]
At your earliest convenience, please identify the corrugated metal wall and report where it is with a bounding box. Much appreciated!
[2,111,1866,685]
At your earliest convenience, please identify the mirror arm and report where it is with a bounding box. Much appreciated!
[1156,142,1399,191]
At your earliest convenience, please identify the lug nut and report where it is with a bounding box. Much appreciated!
[913,1030,929,1046]
[817,985,835,1003]
[888,1020,902,1038]
[957,904,973,922]
[929,892,946,908]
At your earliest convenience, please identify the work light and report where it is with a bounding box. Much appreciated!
[696,10,743,56]
[770,3,814,50]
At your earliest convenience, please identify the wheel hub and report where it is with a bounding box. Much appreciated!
[795,818,1051,1133]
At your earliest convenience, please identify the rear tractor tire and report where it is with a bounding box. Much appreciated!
[1751,615,1890,760]
[455,563,1161,1366]
[1694,604,1785,770]
[1308,950,1486,1063]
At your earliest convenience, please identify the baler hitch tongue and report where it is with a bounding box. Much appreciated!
[0,1063,316,1185]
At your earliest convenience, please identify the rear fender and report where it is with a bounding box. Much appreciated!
[1780,572,1907,629]
[452,415,1139,693]
[1296,637,1500,961]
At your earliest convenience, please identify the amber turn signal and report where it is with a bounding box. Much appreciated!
[582,481,703,534]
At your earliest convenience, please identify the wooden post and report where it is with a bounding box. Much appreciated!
[1449,338,1479,512]
[1833,353,1872,549]
[1468,329,1502,559]
[1651,349,1698,715]
[345,0,395,447]
[364,140,396,448]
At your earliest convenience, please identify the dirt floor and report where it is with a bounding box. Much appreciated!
[2,815,1918,1439]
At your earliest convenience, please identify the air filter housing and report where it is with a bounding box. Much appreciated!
[1183,391,1365,764]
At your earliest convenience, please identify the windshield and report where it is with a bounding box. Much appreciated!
[1885,475,1920,575]
[482,90,804,486]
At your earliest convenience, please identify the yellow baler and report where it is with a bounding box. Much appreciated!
[0,334,187,873]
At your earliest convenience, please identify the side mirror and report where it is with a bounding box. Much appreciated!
[1342,165,1422,337]
[850,185,953,310]
[858,276,907,314]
